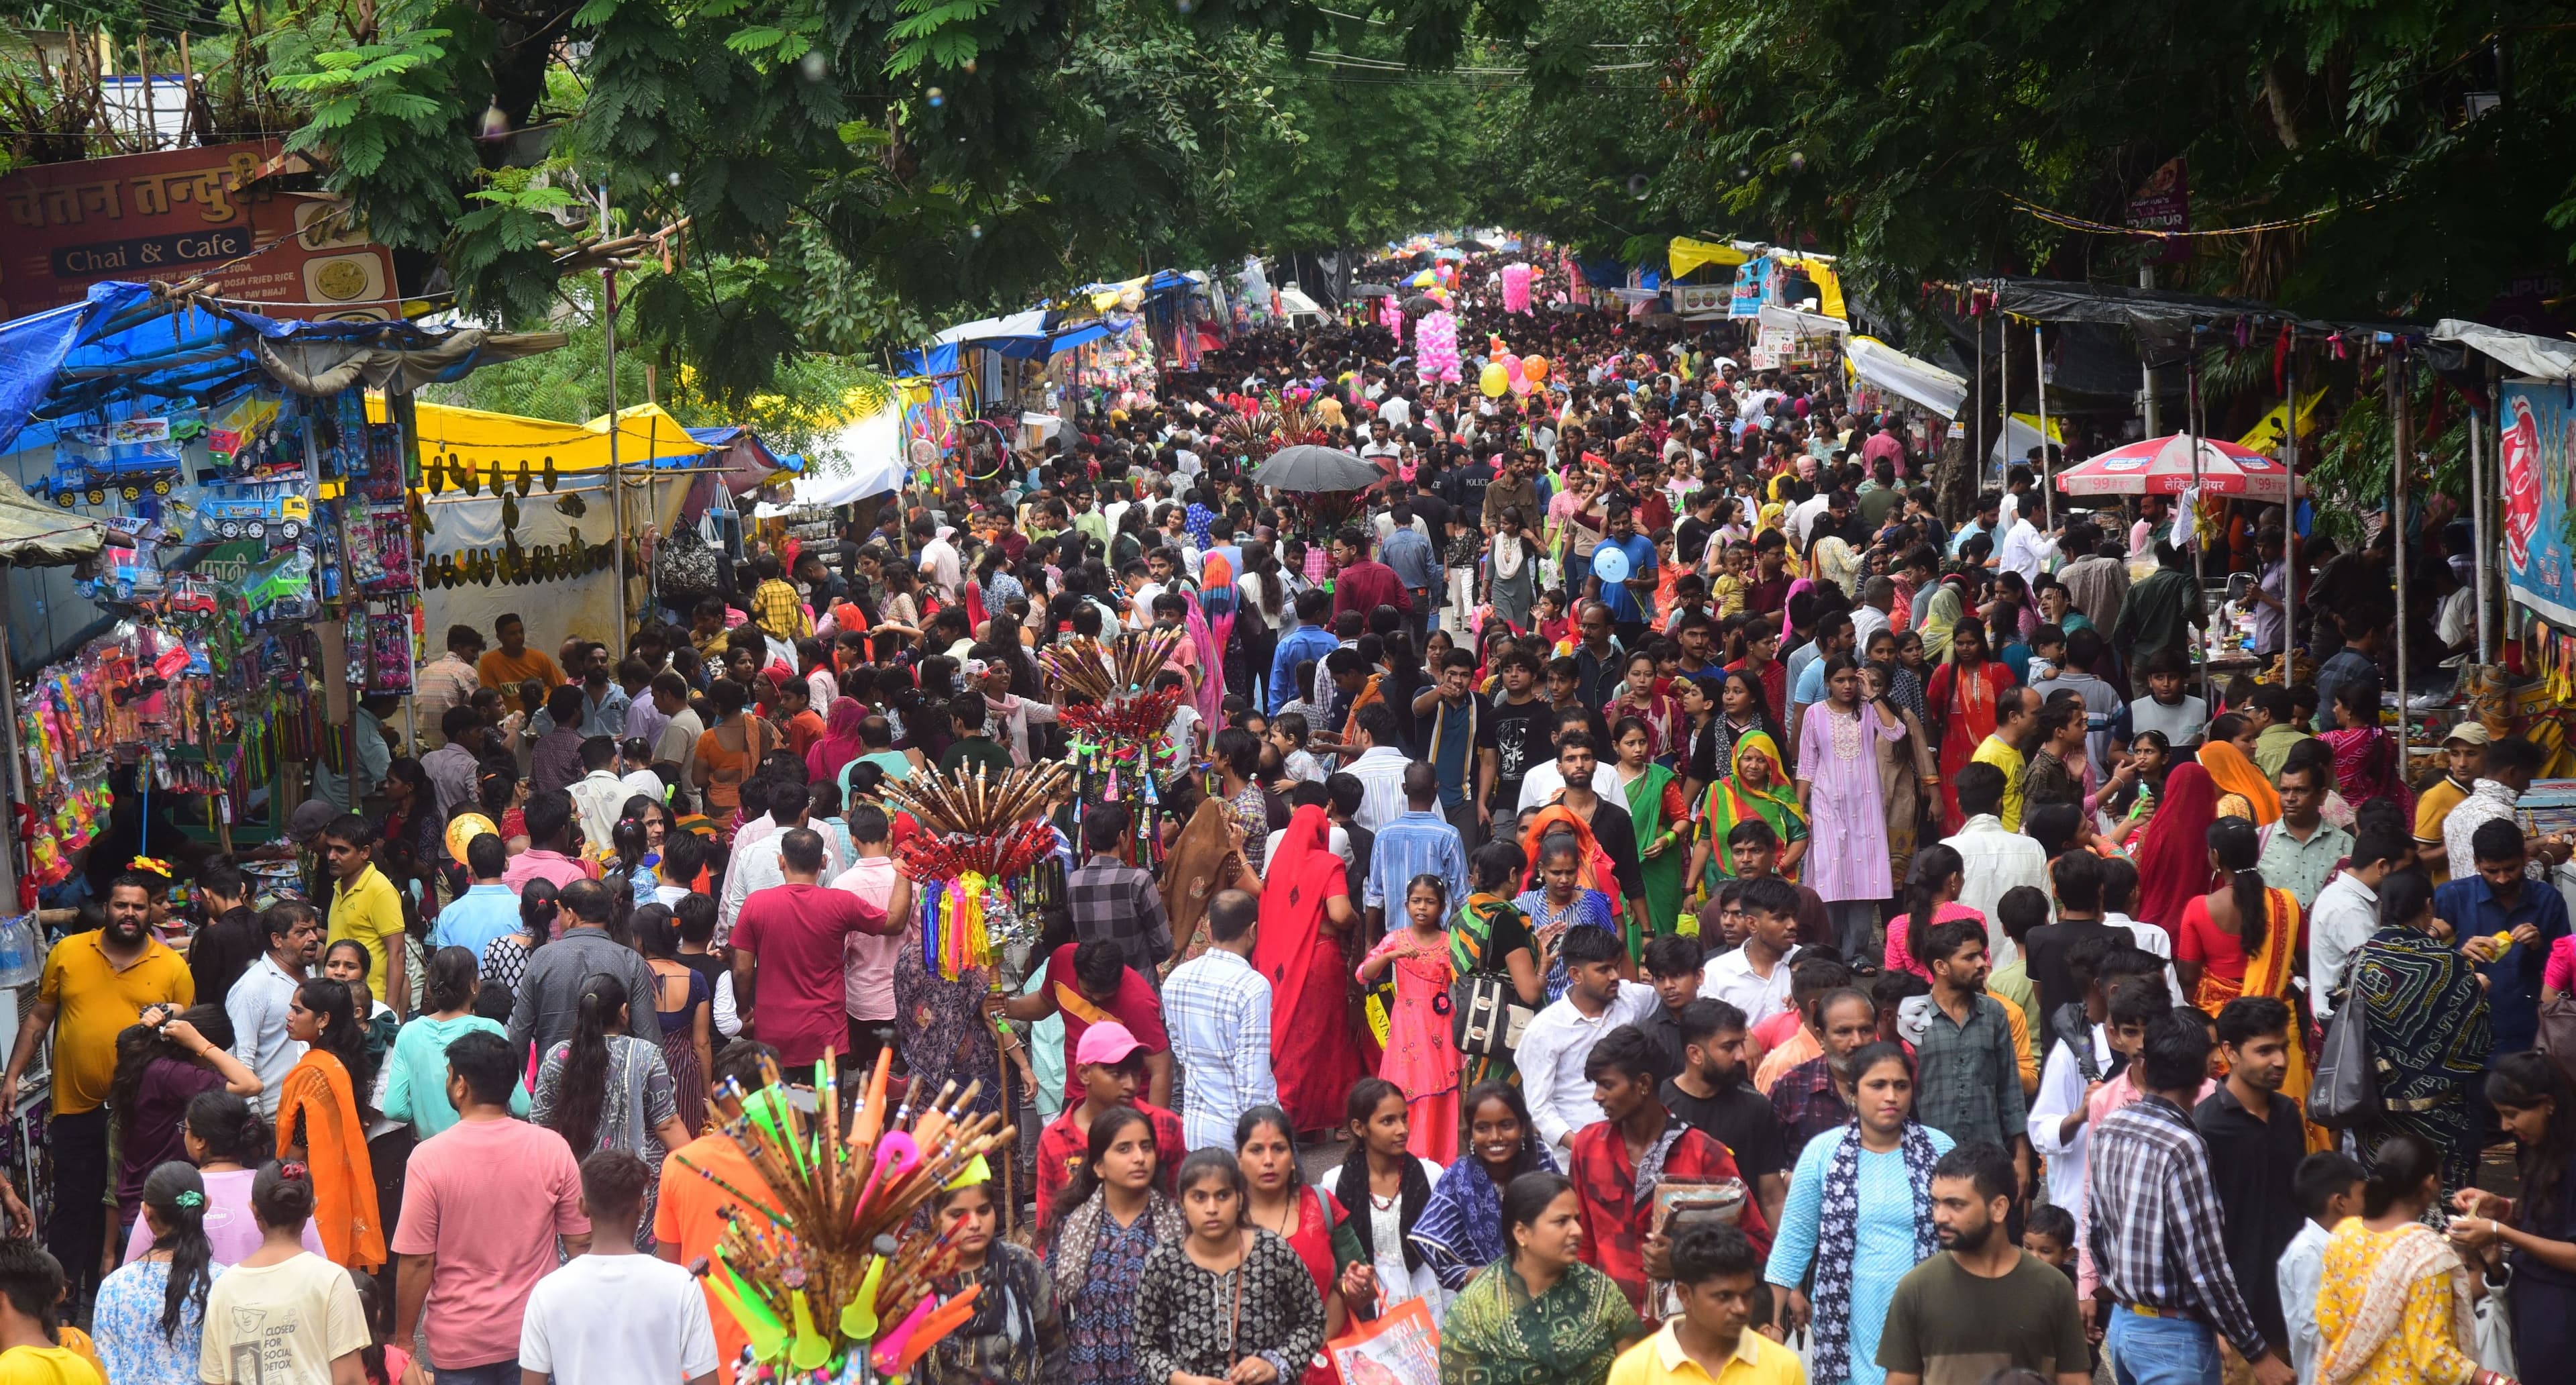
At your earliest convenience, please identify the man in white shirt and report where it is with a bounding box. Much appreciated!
[1699,878,1803,1028]
[1940,762,2050,970]
[1996,511,2055,584]
[1342,703,1414,833]
[566,737,633,854]
[521,1148,718,1385]
[1515,925,1660,1164]
[1379,392,1413,432]
[1513,716,1625,813]
[914,522,963,601]
[2308,821,2411,1019]
[1159,891,1276,1151]
[715,787,849,945]
[227,902,319,1117]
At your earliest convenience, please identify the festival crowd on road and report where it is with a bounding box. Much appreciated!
[8,258,2563,1385]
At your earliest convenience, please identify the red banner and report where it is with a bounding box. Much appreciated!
[0,138,398,321]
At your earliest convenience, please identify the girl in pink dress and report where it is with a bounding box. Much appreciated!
[1357,875,1462,1163]
[1796,655,1907,961]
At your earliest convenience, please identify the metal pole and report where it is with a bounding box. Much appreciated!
[1972,308,1987,484]
[2392,351,2412,772]
[1997,314,2011,495]
[2282,344,2298,676]
[600,183,629,642]
[2139,266,2161,438]
[2032,323,2054,530]
[2470,387,2493,665]
[2189,351,2210,706]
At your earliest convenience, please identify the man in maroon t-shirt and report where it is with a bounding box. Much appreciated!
[998,937,1173,1108]
[730,828,892,1066]
[1328,527,1413,621]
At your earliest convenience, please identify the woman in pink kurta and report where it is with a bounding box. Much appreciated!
[1794,656,1905,909]
[1356,876,1461,1164]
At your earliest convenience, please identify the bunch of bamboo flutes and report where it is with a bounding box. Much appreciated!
[696,1049,1017,1354]
[1034,627,1185,701]
[881,760,1074,838]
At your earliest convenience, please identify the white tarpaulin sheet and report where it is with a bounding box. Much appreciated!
[1848,336,1967,417]
[932,309,1049,348]
[796,405,904,506]
[2431,319,2576,381]
[1759,304,1849,336]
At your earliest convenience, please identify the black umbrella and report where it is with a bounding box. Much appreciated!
[1403,294,1442,317]
[1251,444,1384,493]
[1456,238,1495,252]
[1350,283,1397,299]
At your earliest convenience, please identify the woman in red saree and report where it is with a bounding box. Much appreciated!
[2176,817,2330,1150]
[1252,805,1371,1135]
[1923,621,2015,831]
[2130,762,2222,939]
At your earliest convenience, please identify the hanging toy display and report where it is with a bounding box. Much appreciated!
[678,1050,1014,1385]
[877,761,1073,982]
[1036,629,1197,868]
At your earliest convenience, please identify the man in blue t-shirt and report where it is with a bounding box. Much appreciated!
[1592,499,1660,650]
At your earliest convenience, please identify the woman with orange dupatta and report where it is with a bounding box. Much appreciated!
[2176,817,2330,1150]
[274,976,384,1269]
[2129,762,2223,939]
[1924,621,2015,831]
[1252,805,1371,1137]
[2198,738,2284,826]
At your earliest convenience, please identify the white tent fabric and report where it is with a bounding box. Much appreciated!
[795,405,904,506]
[1847,336,1967,417]
[932,309,1050,348]
[2431,319,2576,381]
[1759,304,1849,336]
[1989,413,2062,466]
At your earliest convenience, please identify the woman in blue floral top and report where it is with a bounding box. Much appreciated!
[96,1162,223,1385]
[1046,1107,1183,1385]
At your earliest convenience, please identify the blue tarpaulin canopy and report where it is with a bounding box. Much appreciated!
[0,280,564,458]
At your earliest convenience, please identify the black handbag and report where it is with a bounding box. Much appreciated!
[1451,903,1534,1059]
[655,525,721,599]
[2308,954,2379,1126]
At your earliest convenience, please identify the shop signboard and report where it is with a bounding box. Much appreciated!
[2501,378,2576,625]
[0,139,398,321]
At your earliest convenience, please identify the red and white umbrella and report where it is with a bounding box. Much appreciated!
[2226,446,2304,501]
[2053,433,2261,497]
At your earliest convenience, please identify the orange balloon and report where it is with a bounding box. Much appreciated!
[1522,356,1550,382]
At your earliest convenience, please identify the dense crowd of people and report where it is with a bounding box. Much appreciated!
[8,260,2563,1385]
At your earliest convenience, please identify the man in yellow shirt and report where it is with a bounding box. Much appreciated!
[1971,687,2039,834]
[475,612,564,691]
[1606,1225,1803,1385]
[321,814,407,1018]
[2411,723,2487,884]
[0,872,192,1309]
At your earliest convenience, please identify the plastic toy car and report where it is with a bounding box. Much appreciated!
[193,489,311,542]
[50,417,190,505]
[164,577,221,616]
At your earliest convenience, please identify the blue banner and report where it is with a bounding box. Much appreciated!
[2502,379,2576,625]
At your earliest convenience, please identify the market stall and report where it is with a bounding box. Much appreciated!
[0,277,560,884]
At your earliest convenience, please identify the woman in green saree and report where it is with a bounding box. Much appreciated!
[1684,730,1809,906]
[1449,841,1545,1088]
[1438,1172,1642,1385]
[1611,716,1688,942]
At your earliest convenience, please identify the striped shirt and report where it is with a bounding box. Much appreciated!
[2084,1092,2270,1360]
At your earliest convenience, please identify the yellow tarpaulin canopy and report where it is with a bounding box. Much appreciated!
[2237,389,2328,456]
[1668,237,1749,278]
[364,397,714,474]
[1666,240,1847,319]
[1780,256,1846,321]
